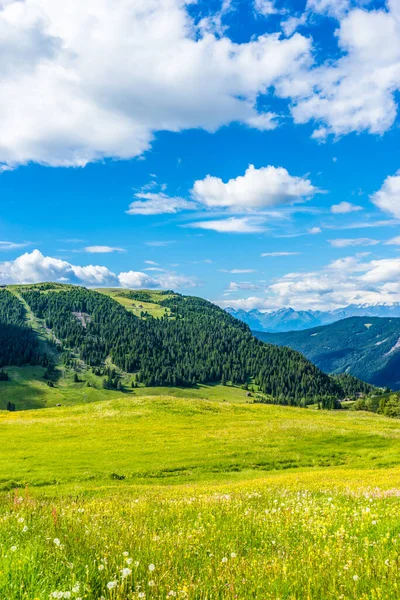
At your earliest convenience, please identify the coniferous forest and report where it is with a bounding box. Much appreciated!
[8,285,370,405]
[0,290,48,368]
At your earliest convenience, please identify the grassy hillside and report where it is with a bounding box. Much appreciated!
[256,316,400,389]
[2,396,400,598]
[2,395,400,492]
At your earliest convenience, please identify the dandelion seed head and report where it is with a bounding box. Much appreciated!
[106,581,117,590]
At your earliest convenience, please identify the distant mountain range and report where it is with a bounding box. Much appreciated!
[226,304,400,333]
[255,317,400,390]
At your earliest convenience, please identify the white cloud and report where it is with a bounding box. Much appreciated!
[360,257,400,284]
[385,236,400,245]
[127,192,196,215]
[278,2,400,138]
[261,251,300,256]
[84,246,125,253]
[254,0,277,17]
[306,0,350,19]
[144,260,158,265]
[331,201,363,214]
[191,164,318,210]
[308,227,321,234]
[0,241,31,250]
[220,269,256,273]
[0,249,117,285]
[227,281,261,291]
[371,171,400,218]
[222,254,400,310]
[0,0,312,168]
[146,241,176,247]
[185,216,267,234]
[218,296,278,311]
[329,237,379,248]
[144,267,166,272]
[118,270,198,289]
[0,249,198,290]
[117,271,158,289]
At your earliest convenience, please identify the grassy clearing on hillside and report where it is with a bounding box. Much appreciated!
[95,288,174,319]
[2,398,400,598]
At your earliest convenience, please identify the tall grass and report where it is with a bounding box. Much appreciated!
[2,485,400,599]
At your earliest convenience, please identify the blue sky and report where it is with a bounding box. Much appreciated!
[1,0,400,310]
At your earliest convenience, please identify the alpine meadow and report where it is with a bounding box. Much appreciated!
[2,0,400,598]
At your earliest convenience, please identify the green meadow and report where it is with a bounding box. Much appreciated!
[1,394,400,598]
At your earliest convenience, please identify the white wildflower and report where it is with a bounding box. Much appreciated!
[121,568,132,579]
[148,564,155,572]
[53,538,61,546]
[106,581,117,590]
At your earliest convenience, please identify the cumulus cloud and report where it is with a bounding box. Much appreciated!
[127,193,196,215]
[191,165,318,210]
[119,270,198,289]
[0,249,117,285]
[184,216,267,234]
[0,249,198,290]
[308,227,321,234]
[219,254,400,311]
[0,0,312,168]
[371,171,400,218]
[306,0,350,19]
[331,201,363,214]
[117,271,159,288]
[84,246,125,253]
[329,238,380,248]
[254,0,277,16]
[278,1,400,138]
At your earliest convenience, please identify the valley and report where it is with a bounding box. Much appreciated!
[256,316,400,389]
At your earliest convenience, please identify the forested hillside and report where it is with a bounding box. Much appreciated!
[0,284,377,407]
[255,317,400,389]
[19,286,344,404]
[0,289,48,368]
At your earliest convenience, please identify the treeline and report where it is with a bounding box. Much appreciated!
[0,290,48,368]
[18,286,361,405]
[333,373,377,397]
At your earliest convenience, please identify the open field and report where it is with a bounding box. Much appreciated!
[0,366,252,410]
[1,397,400,597]
[2,397,400,492]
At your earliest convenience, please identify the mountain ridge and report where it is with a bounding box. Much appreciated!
[255,316,400,389]
[226,303,400,333]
